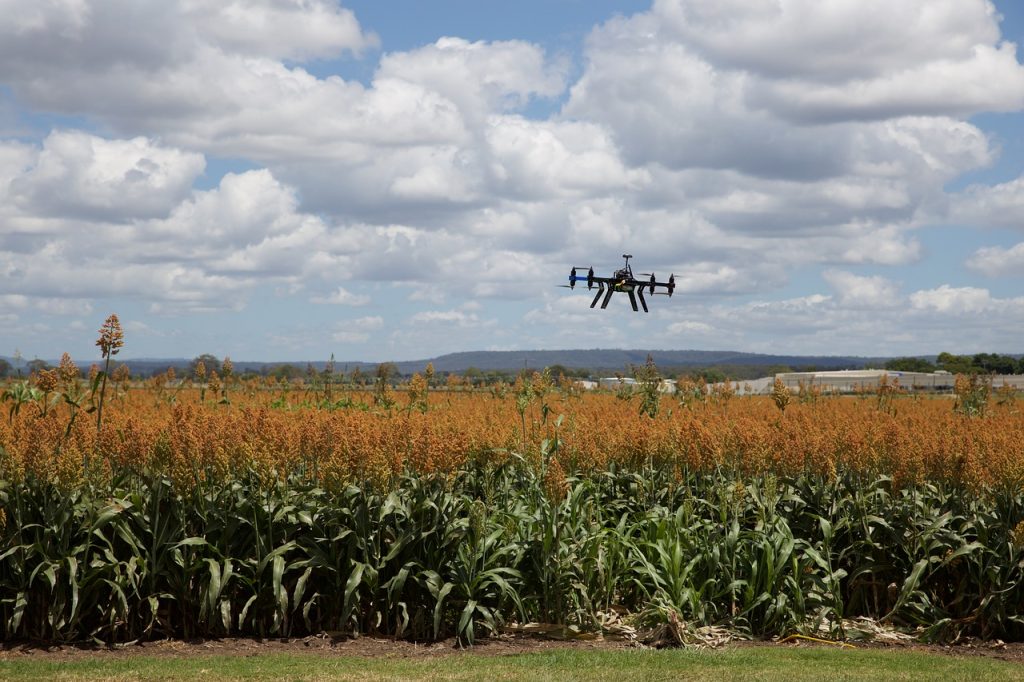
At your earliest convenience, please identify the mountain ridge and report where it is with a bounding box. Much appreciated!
[1,348,894,376]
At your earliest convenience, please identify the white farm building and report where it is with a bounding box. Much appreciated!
[774,370,1024,394]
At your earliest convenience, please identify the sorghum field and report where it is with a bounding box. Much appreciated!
[2,346,1024,646]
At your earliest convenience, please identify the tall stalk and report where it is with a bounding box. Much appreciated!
[93,314,124,465]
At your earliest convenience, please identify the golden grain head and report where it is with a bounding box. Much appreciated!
[35,368,59,393]
[95,314,124,358]
[57,352,80,384]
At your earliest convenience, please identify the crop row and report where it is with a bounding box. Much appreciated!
[1,387,1022,491]
[2,463,1023,644]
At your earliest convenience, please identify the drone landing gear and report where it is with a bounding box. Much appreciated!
[600,286,614,309]
[627,290,638,312]
[637,288,649,313]
[590,282,605,308]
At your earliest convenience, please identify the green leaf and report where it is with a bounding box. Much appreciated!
[458,599,478,643]
[433,582,454,638]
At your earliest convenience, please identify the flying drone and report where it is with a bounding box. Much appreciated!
[559,254,675,312]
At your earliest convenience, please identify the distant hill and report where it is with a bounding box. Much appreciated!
[1,349,891,378]
[401,349,888,374]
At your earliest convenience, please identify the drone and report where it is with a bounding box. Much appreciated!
[559,254,675,312]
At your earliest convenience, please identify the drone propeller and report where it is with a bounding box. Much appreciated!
[668,274,675,297]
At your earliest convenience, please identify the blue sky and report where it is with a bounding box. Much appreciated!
[2,1,1024,363]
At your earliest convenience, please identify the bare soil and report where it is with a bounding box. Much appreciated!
[3,633,1024,665]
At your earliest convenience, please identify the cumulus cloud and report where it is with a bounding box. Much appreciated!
[0,293,92,317]
[967,243,1024,276]
[409,309,494,328]
[519,278,1024,359]
[654,0,998,78]
[950,175,1024,229]
[182,0,378,60]
[822,269,902,308]
[0,163,327,312]
[485,117,648,200]
[332,316,384,343]
[376,37,567,121]
[311,286,371,306]
[653,0,1024,121]
[909,284,994,313]
[10,130,205,220]
[2,1,1024,359]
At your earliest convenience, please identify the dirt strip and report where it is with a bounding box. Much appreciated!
[2,634,1023,664]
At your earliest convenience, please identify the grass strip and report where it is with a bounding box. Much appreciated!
[1,646,1021,681]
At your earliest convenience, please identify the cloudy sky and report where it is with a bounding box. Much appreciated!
[2,0,1024,363]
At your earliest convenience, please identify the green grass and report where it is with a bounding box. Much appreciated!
[1,646,1020,681]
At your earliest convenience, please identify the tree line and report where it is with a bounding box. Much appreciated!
[884,352,1022,375]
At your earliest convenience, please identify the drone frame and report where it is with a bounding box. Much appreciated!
[561,254,676,313]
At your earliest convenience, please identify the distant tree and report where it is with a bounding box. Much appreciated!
[936,352,978,375]
[696,368,727,384]
[27,358,51,375]
[462,366,483,386]
[0,358,10,378]
[190,354,222,377]
[545,364,572,381]
[884,357,937,373]
[485,369,515,384]
[375,362,398,385]
[349,366,365,386]
[972,353,1017,375]
[797,365,822,373]
[270,363,301,380]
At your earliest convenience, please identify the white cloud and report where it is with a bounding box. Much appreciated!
[0,165,328,312]
[909,284,993,313]
[967,243,1024,276]
[182,0,377,60]
[0,293,92,316]
[652,0,1024,122]
[653,0,1001,80]
[311,286,371,306]
[410,309,480,326]
[377,37,567,122]
[0,140,37,191]
[951,175,1024,229]
[332,315,384,343]
[749,43,1024,123]
[666,320,714,335]
[485,116,648,199]
[11,130,205,220]
[822,269,902,308]
[2,1,1024,359]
